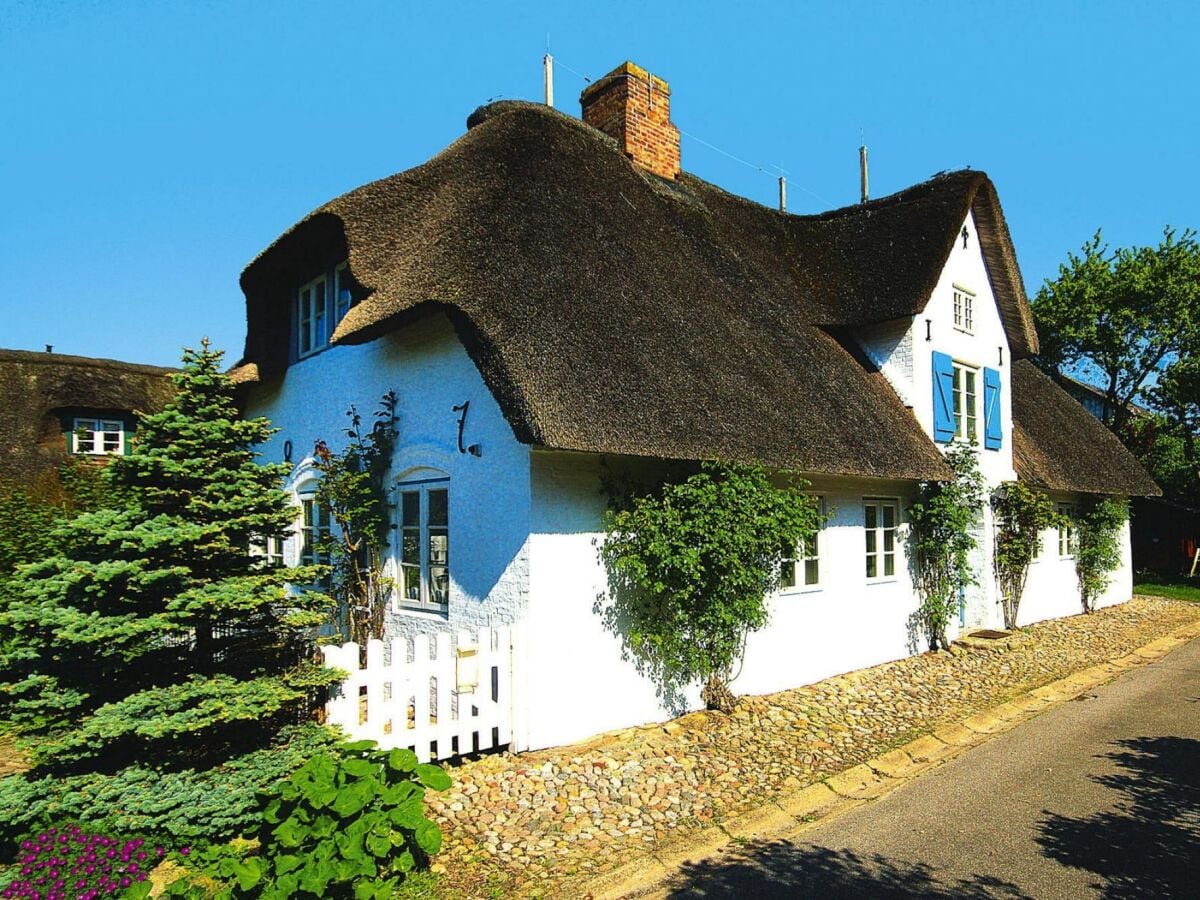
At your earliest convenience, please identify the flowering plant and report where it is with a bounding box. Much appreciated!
[2,825,177,900]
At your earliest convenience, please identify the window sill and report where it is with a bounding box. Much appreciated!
[779,584,823,596]
[865,578,900,586]
[394,602,450,620]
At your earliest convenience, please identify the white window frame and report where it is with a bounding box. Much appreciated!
[395,479,450,613]
[864,497,900,582]
[781,496,826,592]
[298,490,333,587]
[296,261,352,359]
[1057,503,1077,558]
[952,361,980,445]
[953,286,975,334]
[72,417,124,455]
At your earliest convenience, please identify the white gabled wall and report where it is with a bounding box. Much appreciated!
[242,312,533,639]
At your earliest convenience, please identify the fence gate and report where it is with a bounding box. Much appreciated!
[321,626,515,763]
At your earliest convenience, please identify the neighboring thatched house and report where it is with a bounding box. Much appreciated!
[0,348,176,482]
[231,60,1159,752]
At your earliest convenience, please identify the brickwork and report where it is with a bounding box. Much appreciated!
[581,61,681,180]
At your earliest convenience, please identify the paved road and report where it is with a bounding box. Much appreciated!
[656,637,1200,899]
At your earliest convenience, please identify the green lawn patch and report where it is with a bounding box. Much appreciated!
[1133,575,1200,603]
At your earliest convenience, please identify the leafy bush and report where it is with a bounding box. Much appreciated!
[597,463,822,712]
[1,824,168,899]
[1075,496,1129,613]
[0,725,339,852]
[991,482,1063,629]
[908,445,985,650]
[166,740,449,899]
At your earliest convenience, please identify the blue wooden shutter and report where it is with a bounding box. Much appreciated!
[931,351,955,443]
[984,367,1002,450]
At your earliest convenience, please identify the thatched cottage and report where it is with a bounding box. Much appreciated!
[231,61,1159,751]
[0,348,176,483]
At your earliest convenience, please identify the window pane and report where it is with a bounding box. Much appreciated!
[401,492,419,527]
[402,563,421,601]
[866,556,877,579]
[804,559,819,586]
[402,531,420,565]
[302,498,314,527]
[884,553,895,577]
[428,489,448,527]
[865,505,877,529]
[883,504,896,528]
[866,530,877,553]
[428,529,448,566]
[780,561,795,589]
[884,529,895,552]
[429,565,449,605]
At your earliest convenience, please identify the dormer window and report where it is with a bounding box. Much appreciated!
[73,417,124,455]
[953,286,975,334]
[297,262,351,358]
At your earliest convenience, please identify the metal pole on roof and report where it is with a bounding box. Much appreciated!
[543,54,554,108]
[778,176,787,212]
[859,144,869,203]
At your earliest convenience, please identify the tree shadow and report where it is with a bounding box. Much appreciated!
[662,840,1032,898]
[1035,735,1200,898]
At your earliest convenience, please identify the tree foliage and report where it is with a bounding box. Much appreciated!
[0,341,337,832]
[597,463,821,712]
[907,445,985,651]
[1074,496,1129,614]
[312,393,399,646]
[991,482,1062,630]
[1032,228,1200,432]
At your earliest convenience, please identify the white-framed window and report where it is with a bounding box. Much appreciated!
[864,498,899,580]
[953,287,975,333]
[73,417,124,455]
[1057,503,1077,557]
[781,497,825,590]
[952,362,979,444]
[296,261,352,358]
[397,481,450,611]
[299,493,333,584]
[252,535,286,569]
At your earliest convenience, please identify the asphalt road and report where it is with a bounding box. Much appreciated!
[656,637,1200,899]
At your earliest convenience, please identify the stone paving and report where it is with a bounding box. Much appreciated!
[427,597,1200,898]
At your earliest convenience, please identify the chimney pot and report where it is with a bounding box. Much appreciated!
[580,61,681,180]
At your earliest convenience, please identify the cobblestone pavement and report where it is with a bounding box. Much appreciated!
[427,597,1200,898]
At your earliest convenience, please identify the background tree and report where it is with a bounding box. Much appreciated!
[597,463,821,713]
[0,340,337,841]
[312,392,399,646]
[1032,227,1200,433]
[907,445,985,651]
[991,482,1062,630]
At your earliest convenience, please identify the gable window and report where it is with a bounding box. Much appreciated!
[781,497,825,590]
[73,418,124,455]
[296,261,352,358]
[952,362,979,444]
[1057,503,1077,557]
[953,287,975,333]
[864,498,899,580]
[398,481,450,611]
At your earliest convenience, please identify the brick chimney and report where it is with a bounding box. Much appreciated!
[580,61,680,180]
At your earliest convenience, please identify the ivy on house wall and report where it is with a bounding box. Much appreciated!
[991,482,1063,630]
[1074,496,1129,613]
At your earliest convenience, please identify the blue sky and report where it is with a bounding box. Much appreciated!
[1,0,1196,368]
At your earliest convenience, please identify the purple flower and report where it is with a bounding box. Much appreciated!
[179,846,190,857]
[154,847,164,857]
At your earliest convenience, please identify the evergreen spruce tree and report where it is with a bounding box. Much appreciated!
[0,341,336,779]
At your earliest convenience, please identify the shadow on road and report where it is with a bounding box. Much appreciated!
[1036,736,1200,899]
[662,841,1031,898]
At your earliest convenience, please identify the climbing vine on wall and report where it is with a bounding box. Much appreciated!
[1074,496,1128,614]
[991,482,1063,630]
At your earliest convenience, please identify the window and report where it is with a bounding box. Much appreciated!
[398,482,450,611]
[264,536,285,566]
[953,287,975,333]
[952,362,979,444]
[73,418,124,455]
[865,498,899,580]
[296,261,353,358]
[299,494,332,582]
[781,497,825,590]
[1057,503,1077,557]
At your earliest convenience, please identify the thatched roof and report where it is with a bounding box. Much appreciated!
[0,349,176,481]
[235,101,1043,480]
[1012,360,1160,496]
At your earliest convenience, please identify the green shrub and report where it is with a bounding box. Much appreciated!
[166,740,449,899]
[991,482,1063,629]
[1075,496,1129,613]
[0,725,338,853]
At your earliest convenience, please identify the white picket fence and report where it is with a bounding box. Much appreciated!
[321,627,515,763]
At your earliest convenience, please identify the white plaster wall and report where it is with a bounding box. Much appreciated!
[857,319,915,408]
[1019,495,1134,626]
[242,312,532,639]
[736,475,930,696]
